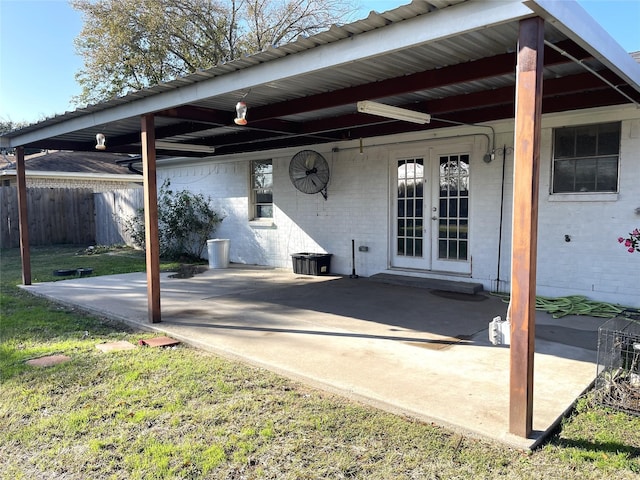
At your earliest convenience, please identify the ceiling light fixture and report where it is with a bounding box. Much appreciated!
[95,133,106,150]
[234,101,248,125]
[357,101,431,125]
[154,141,216,154]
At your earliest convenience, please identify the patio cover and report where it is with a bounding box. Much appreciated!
[3,0,640,439]
[2,0,639,157]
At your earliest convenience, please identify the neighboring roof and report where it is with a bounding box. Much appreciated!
[0,151,142,183]
[1,0,639,158]
[0,150,137,175]
[0,153,12,169]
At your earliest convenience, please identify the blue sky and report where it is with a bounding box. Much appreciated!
[1,0,639,124]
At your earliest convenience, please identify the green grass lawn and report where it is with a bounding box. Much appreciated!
[1,245,639,479]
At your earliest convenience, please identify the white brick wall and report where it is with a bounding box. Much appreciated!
[534,113,640,307]
[157,105,640,308]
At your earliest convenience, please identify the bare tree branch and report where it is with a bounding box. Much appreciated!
[72,0,356,106]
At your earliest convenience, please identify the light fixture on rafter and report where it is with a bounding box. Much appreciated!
[95,133,106,150]
[357,101,431,125]
[234,101,248,125]
[154,141,216,154]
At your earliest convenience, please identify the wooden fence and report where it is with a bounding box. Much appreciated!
[94,189,144,246]
[0,187,144,248]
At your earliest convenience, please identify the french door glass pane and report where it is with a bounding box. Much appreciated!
[438,154,469,261]
[396,158,424,257]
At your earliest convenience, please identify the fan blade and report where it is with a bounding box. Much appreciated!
[305,157,315,169]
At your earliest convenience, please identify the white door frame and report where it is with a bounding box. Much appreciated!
[429,144,473,274]
[389,148,431,270]
[389,138,481,274]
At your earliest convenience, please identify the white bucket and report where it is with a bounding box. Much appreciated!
[206,239,230,268]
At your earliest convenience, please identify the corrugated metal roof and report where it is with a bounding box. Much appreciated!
[2,0,639,157]
[0,1,470,135]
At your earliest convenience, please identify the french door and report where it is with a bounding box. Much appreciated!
[391,148,471,274]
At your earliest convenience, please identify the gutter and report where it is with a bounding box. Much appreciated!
[0,170,142,182]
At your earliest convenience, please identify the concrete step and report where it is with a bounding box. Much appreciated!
[368,273,484,295]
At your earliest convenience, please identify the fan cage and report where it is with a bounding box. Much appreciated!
[289,150,330,195]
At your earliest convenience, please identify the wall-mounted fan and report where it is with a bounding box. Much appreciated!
[289,150,330,199]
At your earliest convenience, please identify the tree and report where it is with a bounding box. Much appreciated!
[1,119,31,134]
[72,0,355,106]
[1,120,43,155]
[243,0,354,52]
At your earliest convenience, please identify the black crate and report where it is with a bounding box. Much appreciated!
[291,254,309,275]
[291,253,332,275]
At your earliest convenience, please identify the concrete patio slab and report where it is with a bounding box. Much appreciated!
[22,265,604,450]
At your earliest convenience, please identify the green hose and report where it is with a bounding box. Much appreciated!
[491,293,639,319]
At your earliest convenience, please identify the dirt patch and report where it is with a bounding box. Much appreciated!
[169,264,208,279]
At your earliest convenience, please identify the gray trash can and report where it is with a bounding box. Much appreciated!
[207,239,230,268]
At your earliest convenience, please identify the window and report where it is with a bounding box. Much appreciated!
[552,122,620,193]
[251,160,273,219]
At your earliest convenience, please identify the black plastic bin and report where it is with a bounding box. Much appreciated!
[291,253,332,275]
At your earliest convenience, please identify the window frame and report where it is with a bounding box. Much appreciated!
[550,121,621,194]
[250,159,273,220]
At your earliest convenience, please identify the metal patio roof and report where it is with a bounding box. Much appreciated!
[2,0,640,158]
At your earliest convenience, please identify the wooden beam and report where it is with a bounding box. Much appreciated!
[141,114,161,323]
[15,147,31,285]
[509,17,544,438]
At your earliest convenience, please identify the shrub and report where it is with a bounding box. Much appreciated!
[124,180,223,260]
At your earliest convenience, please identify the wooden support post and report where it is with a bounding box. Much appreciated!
[509,17,544,438]
[15,146,31,285]
[141,114,161,323]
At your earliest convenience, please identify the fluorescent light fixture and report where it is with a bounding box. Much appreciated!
[357,101,431,124]
[154,141,216,154]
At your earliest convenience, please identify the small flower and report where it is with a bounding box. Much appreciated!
[618,228,640,254]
